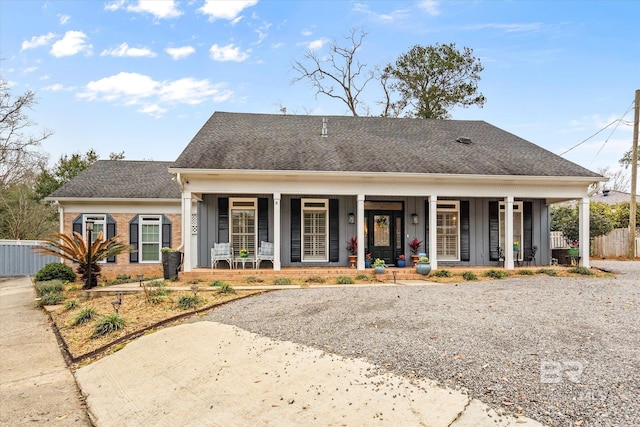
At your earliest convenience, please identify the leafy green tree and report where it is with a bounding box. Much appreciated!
[609,202,640,229]
[550,202,614,244]
[0,181,57,239]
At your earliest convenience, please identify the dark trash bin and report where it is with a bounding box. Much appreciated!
[162,251,183,280]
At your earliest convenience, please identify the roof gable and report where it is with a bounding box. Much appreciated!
[173,112,600,178]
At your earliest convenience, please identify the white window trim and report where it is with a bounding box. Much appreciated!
[499,201,524,261]
[229,198,258,256]
[83,214,107,264]
[139,215,162,263]
[436,201,460,262]
[302,198,329,263]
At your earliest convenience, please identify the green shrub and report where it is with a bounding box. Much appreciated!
[35,263,76,283]
[569,266,593,275]
[484,269,508,279]
[518,269,534,275]
[462,271,477,281]
[35,280,65,296]
[177,295,202,310]
[91,314,125,338]
[305,276,326,284]
[115,274,131,281]
[336,276,354,284]
[37,292,65,307]
[433,269,451,278]
[209,280,229,287]
[537,268,558,276]
[187,278,203,284]
[355,274,370,281]
[148,281,169,297]
[273,278,292,286]
[72,307,98,326]
[217,283,236,295]
[64,300,79,310]
[245,276,264,284]
[150,295,169,304]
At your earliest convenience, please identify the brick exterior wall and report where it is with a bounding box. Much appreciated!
[62,212,182,281]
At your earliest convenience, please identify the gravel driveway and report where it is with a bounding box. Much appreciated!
[199,261,639,427]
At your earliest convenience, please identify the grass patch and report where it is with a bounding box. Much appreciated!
[177,295,202,310]
[462,271,477,281]
[305,276,326,284]
[245,276,264,284]
[336,276,355,284]
[37,292,65,307]
[64,300,79,310]
[537,268,558,276]
[217,283,236,295]
[518,269,534,275]
[273,278,292,286]
[355,274,371,281]
[150,295,170,304]
[433,269,452,278]
[35,280,65,296]
[72,307,98,326]
[209,280,230,287]
[568,266,593,275]
[91,314,125,338]
[485,269,509,279]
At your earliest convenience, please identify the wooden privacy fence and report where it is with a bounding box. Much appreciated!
[592,228,640,258]
[0,240,59,276]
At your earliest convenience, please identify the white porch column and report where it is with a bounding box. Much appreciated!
[273,192,282,271]
[504,196,514,270]
[182,191,192,272]
[579,197,590,268]
[429,196,438,270]
[357,194,365,270]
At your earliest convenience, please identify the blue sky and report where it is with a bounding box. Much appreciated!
[1,0,638,180]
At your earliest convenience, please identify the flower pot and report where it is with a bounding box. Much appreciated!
[568,247,579,256]
[162,251,183,280]
[397,259,406,268]
[411,255,419,265]
[374,266,386,274]
[348,255,357,268]
[364,260,371,268]
[416,263,431,275]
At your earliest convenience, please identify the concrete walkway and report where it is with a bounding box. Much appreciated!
[0,277,90,426]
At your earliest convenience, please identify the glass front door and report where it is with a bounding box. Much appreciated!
[367,210,402,265]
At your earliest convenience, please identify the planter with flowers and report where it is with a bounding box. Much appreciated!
[239,248,249,258]
[373,258,386,274]
[396,254,406,268]
[568,240,579,257]
[409,237,423,265]
[415,256,431,275]
[365,253,373,268]
[346,236,358,268]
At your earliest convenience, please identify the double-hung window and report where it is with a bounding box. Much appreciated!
[230,198,257,257]
[499,201,523,261]
[436,201,459,261]
[83,214,106,243]
[139,215,162,262]
[302,199,328,262]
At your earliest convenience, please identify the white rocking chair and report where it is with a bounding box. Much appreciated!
[211,242,234,269]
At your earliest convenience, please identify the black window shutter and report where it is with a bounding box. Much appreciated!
[329,199,339,262]
[489,201,499,261]
[460,201,470,261]
[162,216,172,249]
[218,197,229,243]
[72,215,83,237]
[258,198,269,245]
[424,200,430,258]
[290,199,301,262]
[523,201,533,255]
[106,215,117,263]
[129,216,139,263]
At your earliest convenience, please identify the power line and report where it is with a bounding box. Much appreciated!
[559,100,635,157]
[591,102,635,164]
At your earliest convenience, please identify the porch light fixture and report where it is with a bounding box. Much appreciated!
[348,213,355,224]
[411,213,419,224]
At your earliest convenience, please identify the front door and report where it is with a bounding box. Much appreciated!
[367,210,402,265]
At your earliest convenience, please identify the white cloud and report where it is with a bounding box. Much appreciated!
[58,14,71,25]
[209,43,249,61]
[418,0,440,16]
[77,72,232,116]
[50,31,92,57]
[306,38,329,50]
[301,29,312,37]
[352,3,410,22]
[21,32,56,50]
[165,46,196,60]
[23,67,38,74]
[105,0,182,19]
[100,42,157,57]
[463,23,542,33]
[43,83,75,91]
[198,0,258,21]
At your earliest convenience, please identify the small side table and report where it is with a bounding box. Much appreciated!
[234,256,255,269]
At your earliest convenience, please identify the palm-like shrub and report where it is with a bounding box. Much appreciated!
[35,231,131,289]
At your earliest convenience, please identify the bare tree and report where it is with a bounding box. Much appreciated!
[0,78,52,188]
[596,166,631,192]
[291,28,375,116]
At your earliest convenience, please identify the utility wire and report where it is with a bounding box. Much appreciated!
[591,102,635,164]
[559,100,635,157]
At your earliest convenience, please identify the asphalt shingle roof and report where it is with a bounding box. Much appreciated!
[173,112,601,178]
[48,160,180,199]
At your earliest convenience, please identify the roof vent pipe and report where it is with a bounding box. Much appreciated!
[456,136,472,144]
[321,118,328,137]
[603,189,610,196]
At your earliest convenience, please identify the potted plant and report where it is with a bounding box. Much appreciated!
[513,240,520,252]
[346,236,358,268]
[568,240,579,256]
[397,254,406,268]
[373,258,386,274]
[409,237,423,265]
[364,253,373,268]
[239,248,249,258]
[416,256,431,275]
